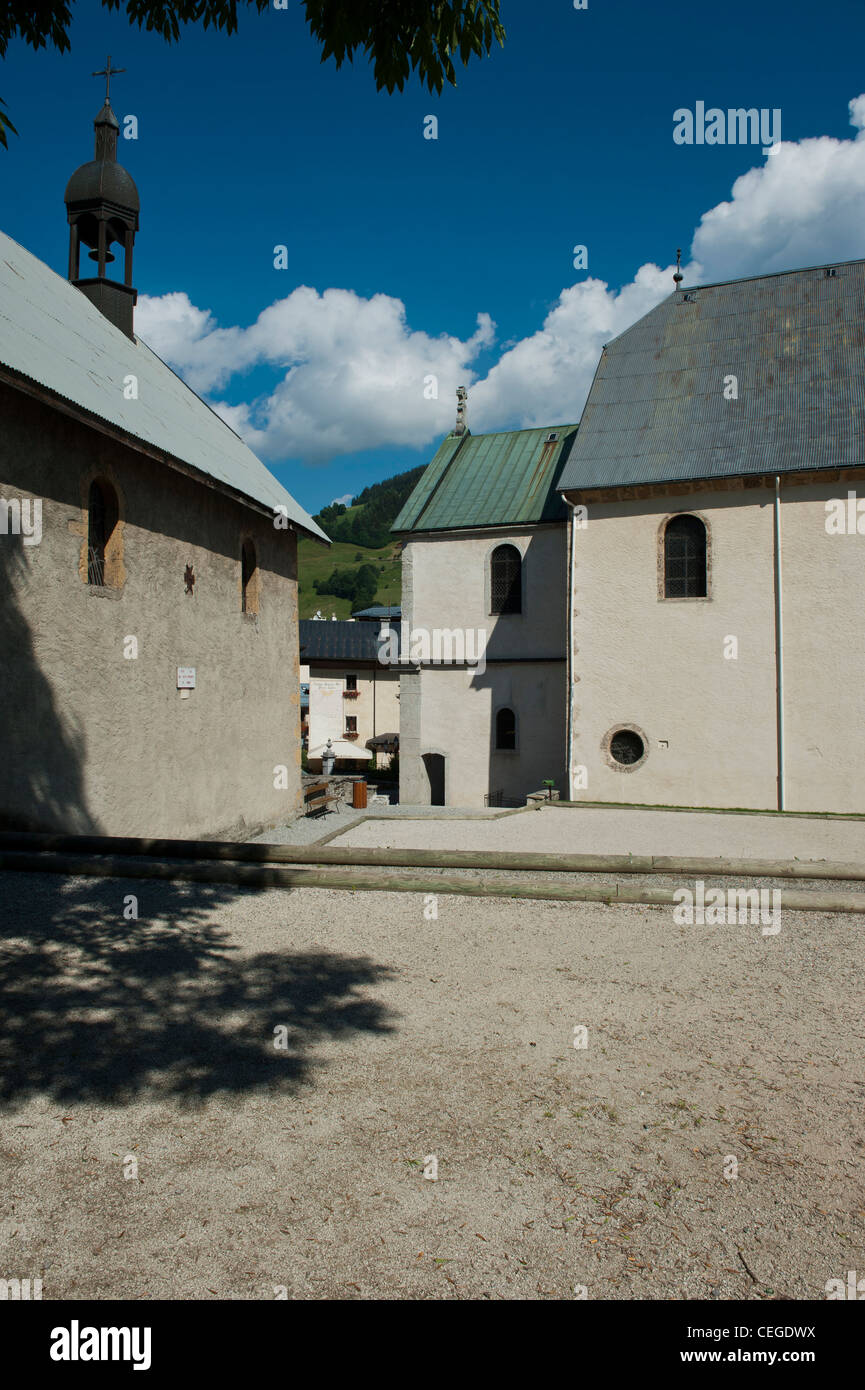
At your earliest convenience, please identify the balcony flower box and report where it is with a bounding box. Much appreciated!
[343,730,359,740]
[343,689,360,699]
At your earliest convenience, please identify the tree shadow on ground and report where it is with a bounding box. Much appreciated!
[0,872,397,1107]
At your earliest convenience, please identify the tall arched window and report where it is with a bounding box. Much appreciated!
[87,478,118,587]
[490,544,522,614]
[664,515,707,598]
[241,539,257,614]
[495,707,517,750]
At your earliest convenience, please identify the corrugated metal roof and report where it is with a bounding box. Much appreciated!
[392,425,577,533]
[351,604,402,619]
[299,619,403,662]
[0,230,329,542]
[558,260,865,493]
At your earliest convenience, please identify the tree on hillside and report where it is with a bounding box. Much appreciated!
[312,464,427,546]
[313,561,378,607]
[0,1,506,148]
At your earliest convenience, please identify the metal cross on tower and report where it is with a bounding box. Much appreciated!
[92,55,125,103]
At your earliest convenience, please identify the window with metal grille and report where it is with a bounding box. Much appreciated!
[241,539,257,613]
[664,515,707,598]
[610,729,645,765]
[87,478,118,587]
[495,707,516,750]
[490,544,522,614]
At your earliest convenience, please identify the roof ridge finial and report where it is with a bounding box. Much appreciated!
[454,384,468,436]
[673,247,684,289]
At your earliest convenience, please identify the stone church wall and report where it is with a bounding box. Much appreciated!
[569,481,865,814]
[0,381,302,838]
[399,526,567,806]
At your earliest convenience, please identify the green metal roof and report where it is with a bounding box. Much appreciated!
[392,425,577,533]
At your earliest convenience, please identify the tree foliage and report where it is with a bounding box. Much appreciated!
[312,464,426,548]
[0,1,505,147]
[313,561,378,608]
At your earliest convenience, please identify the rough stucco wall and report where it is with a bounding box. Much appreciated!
[570,482,865,814]
[0,382,302,838]
[572,489,777,810]
[776,481,865,812]
[399,527,567,805]
[407,526,566,658]
[397,541,426,803]
[415,664,565,806]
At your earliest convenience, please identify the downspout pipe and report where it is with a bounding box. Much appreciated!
[564,496,579,801]
[774,475,785,811]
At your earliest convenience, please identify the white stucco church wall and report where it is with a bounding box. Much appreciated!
[399,524,568,806]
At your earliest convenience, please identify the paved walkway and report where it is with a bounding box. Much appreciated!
[251,803,508,848]
[259,801,865,863]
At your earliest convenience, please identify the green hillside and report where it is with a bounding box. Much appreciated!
[298,536,402,619]
[298,465,424,619]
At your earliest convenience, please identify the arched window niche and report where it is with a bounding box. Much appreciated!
[660,513,709,599]
[489,543,522,615]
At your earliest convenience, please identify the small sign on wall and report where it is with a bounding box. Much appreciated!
[177,667,196,689]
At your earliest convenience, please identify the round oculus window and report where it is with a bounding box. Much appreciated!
[609,729,645,765]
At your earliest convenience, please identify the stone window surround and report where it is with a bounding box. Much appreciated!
[240,534,260,618]
[601,722,650,772]
[484,538,527,619]
[79,467,125,591]
[656,509,712,602]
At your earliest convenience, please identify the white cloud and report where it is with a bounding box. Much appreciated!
[469,263,680,431]
[137,285,494,464]
[137,94,865,464]
[330,494,353,507]
[689,95,865,281]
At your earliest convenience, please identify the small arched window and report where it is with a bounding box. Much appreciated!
[241,539,257,614]
[495,707,517,750]
[664,515,707,598]
[87,478,118,587]
[490,544,522,614]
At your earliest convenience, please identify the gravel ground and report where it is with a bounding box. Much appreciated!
[1,814,863,1301]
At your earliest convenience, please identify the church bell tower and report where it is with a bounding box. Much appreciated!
[64,57,139,338]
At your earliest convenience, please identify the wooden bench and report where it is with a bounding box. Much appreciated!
[304,781,342,818]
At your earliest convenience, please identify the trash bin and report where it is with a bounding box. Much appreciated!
[352,779,367,810]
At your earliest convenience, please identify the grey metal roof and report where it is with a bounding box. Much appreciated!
[351,604,402,620]
[393,425,576,533]
[299,619,403,663]
[0,230,329,542]
[558,259,865,493]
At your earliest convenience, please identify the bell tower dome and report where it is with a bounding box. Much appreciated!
[64,57,139,338]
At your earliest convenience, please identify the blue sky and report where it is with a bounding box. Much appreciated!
[3,0,865,516]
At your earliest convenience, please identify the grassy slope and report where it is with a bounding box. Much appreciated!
[298,533,402,619]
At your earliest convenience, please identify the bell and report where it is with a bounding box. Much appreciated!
[88,246,115,264]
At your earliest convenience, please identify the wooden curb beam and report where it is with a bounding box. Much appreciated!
[1,831,864,883]
[2,850,864,914]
